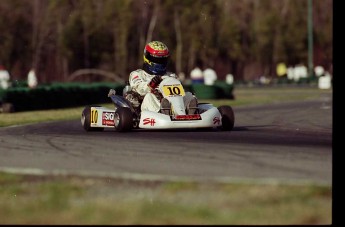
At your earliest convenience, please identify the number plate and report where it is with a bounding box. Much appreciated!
[162,84,185,97]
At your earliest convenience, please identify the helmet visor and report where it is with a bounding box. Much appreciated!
[144,55,167,75]
[145,52,168,65]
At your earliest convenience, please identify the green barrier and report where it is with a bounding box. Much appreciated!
[213,81,234,99]
[2,87,31,111]
[297,78,310,84]
[191,81,234,99]
[11,80,28,88]
[191,84,219,99]
[1,82,125,112]
[0,88,6,101]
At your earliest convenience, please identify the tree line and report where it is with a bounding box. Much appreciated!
[0,0,333,84]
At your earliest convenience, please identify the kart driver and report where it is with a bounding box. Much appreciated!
[126,41,197,115]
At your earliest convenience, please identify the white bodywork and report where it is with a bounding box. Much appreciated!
[138,106,221,129]
[86,104,222,130]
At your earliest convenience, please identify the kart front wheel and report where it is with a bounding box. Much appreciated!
[114,107,133,132]
[218,105,235,131]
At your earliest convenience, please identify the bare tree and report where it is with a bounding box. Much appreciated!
[145,0,160,44]
[174,7,182,74]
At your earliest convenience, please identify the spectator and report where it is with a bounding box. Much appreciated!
[203,67,217,85]
[225,73,234,85]
[314,65,325,77]
[259,75,270,85]
[0,65,10,89]
[293,64,308,82]
[318,71,332,89]
[27,68,38,88]
[190,66,204,84]
[276,62,287,77]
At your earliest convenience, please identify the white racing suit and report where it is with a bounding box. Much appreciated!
[128,69,196,113]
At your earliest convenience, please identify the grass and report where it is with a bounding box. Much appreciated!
[0,172,332,225]
[0,86,332,224]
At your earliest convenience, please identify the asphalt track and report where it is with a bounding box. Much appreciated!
[0,93,332,186]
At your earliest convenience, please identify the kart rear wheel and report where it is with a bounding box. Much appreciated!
[218,105,235,131]
[114,107,133,132]
[81,106,104,132]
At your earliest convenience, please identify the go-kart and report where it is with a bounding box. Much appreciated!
[81,76,235,132]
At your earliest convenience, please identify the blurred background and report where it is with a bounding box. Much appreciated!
[0,0,332,85]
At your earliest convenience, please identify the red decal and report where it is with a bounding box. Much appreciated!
[172,114,202,121]
[102,112,115,126]
[132,75,139,79]
[213,117,220,125]
[143,118,156,126]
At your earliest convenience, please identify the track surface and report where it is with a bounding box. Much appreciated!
[0,93,332,185]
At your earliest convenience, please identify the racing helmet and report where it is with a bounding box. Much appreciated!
[143,41,169,75]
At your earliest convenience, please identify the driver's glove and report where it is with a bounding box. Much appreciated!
[148,75,162,89]
[125,93,140,107]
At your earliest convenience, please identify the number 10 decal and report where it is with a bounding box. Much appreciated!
[91,109,98,124]
[167,86,181,95]
[162,84,185,97]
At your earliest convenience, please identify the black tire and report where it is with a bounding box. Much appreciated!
[81,106,104,132]
[114,107,133,132]
[218,105,235,131]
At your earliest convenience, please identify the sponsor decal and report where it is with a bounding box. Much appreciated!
[143,117,156,126]
[131,75,141,83]
[213,117,221,125]
[171,114,202,121]
[102,112,115,126]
